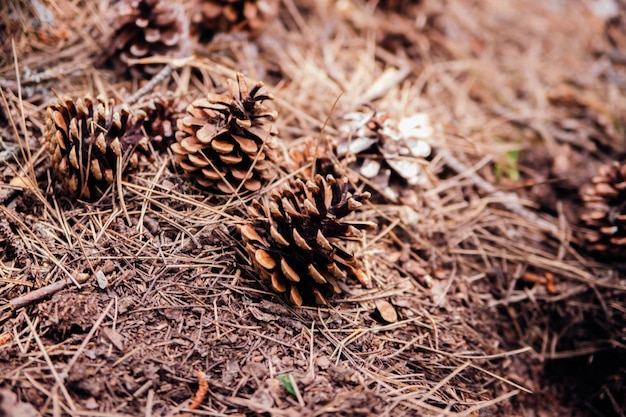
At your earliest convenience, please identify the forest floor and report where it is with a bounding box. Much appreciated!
[0,0,625,416]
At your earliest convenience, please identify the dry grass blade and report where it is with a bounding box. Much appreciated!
[1,0,625,416]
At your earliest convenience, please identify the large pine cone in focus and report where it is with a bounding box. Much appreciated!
[43,96,149,200]
[171,73,279,193]
[239,174,375,306]
[193,0,279,38]
[108,0,189,78]
[580,162,626,258]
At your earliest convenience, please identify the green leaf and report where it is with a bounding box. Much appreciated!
[505,150,520,181]
[277,374,297,397]
[494,150,520,181]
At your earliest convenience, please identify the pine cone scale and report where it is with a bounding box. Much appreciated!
[271,272,287,293]
[211,139,235,153]
[231,135,258,153]
[178,137,206,153]
[201,168,222,180]
[280,259,300,282]
[194,124,221,143]
[186,153,210,167]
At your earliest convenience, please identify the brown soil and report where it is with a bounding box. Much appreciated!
[1,0,625,416]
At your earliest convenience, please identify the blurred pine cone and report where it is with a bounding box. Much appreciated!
[239,174,375,306]
[171,73,279,193]
[580,162,626,257]
[286,137,341,180]
[337,106,433,200]
[43,96,149,200]
[137,92,185,151]
[193,0,279,38]
[108,0,189,78]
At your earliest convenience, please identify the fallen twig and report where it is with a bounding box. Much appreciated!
[9,273,90,310]
[189,370,209,410]
[126,64,173,105]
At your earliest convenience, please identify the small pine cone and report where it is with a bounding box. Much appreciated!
[108,0,189,78]
[193,0,279,38]
[286,137,342,180]
[43,96,149,200]
[137,92,185,151]
[580,162,626,257]
[337,106,433,200]
[171,73,279,193]
[239,174,375,306]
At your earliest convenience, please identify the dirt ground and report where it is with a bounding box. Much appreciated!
[1,0,625,416]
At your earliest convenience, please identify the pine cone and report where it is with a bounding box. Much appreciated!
[137,92,185,151]
[108,0,189,78]
[286,137,341,180]
[580,162,626,257]
[43,96,149,200]
[239,174,375,306]
[171,73,279,193]
[193,0,279,38]
[337,106,433,200]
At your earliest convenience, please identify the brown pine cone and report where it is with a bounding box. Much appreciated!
[286,137,342,180]
[239,174,375,306]
[580,162,626,257]
[108,0,189,78]
[171,73,279,193]
[193,0,279,39]
[43,96,149,201]
[136,92,185,151]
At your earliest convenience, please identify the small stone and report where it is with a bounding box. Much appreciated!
[316,356,331,370]
[374,299,398,323]
[96,270,108,289]
[399,205,420,226]
[84,397,98,410]
[102,327,125,351]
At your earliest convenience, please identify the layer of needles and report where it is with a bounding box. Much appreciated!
[1,0,625,416]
